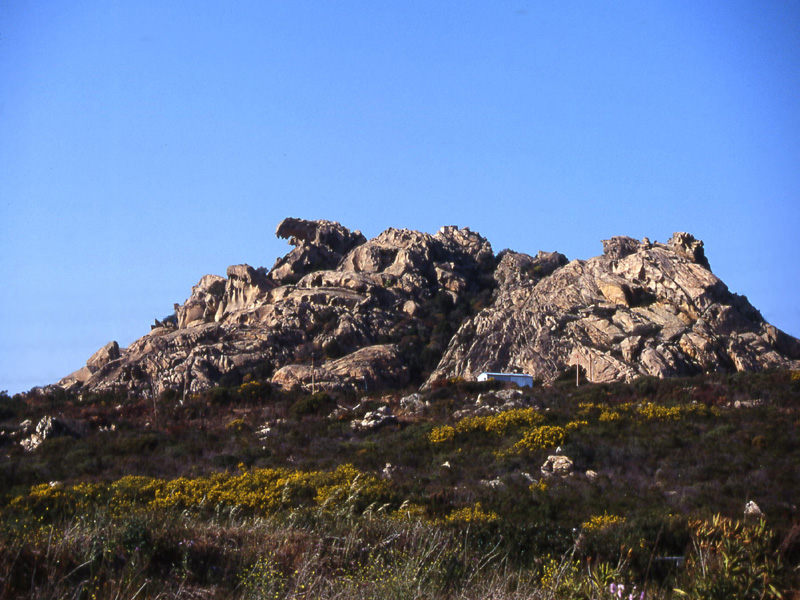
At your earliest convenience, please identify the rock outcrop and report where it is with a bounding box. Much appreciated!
[19,416,87,452]
[426,233,800,385]
[58,218,495,397]
[55,220,800,398]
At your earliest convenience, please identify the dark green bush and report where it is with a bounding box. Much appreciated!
[291,392,334,417]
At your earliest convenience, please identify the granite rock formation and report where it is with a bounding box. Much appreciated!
[56,220,800,397]
[426,233,800,385]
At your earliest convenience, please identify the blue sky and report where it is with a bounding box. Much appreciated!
[2,1,799,394]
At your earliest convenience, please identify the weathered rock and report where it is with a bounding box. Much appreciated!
[270,218,366,284]
[541,455,574,478]
[20,416,87,452]
[271,345,410,393]
[668,232,710,270]
[399,393,426,414]
[216,264,273,318]
[744,500,763,518]
[351,405,398,431]
[175,274,226,328]
[54,220,800,398]
[87,341,121,370]
[427,235,800,385]
[58,341,124,390]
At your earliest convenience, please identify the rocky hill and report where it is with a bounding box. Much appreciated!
[57,218,800,397]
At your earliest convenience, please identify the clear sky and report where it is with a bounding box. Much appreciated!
[2,1,799,395]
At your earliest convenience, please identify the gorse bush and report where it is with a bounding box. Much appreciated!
[582,513,627,533]
[454,407,545,435]
[9,464,391,519]
[510,425,566,452]
[444,502,500,525]
[428,424,456,443]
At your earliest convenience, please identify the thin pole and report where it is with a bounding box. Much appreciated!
[312,353,316,394]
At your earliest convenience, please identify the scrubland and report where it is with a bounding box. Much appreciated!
[1,370,798,598]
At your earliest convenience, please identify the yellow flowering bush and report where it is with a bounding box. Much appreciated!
[11,464,390,519]
[511,425,566,452]
[428,425,455,443]
[455,408,544,436]
[444,502,499,524]
[226,418,248,432]
[582,513,626,532]
[390,501,428,521]
[636,402,682,421]
[237,380,270,402]
[529,480,548,494]
[429,408,545,445]
[598,409,622,422]
[11,481,106,517]
[565,420,588,431]
[636,401,718,421]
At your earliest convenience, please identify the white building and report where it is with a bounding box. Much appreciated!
[477,372,534,387]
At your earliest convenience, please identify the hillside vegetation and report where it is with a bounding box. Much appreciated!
[1,369,799,598]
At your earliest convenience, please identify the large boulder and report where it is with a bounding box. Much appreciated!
[271,344,410,393]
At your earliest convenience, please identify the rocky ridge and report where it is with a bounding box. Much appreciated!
[57,219,800,397]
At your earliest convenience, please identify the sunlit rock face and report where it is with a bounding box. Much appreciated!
[426,232,800,386]
[56,220,800,397]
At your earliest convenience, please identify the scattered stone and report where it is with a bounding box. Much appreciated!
[382,463,397,480]
[744,500,763,518]
[255,426,272,440]
[585,470,598,482]
[541,455,574,478]
[481,478,506,490]
[734,399,764,409]
[329,406,351,421]
[351,406,398,431]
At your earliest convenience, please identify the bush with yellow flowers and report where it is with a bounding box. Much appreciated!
[9,464,391,520]
[511,425,567,452]
[582,513,626,533]
[428,425,455,443]
[444,502,499,525]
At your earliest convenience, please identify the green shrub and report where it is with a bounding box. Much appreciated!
[291,392,334,417]
[675,515,786,599]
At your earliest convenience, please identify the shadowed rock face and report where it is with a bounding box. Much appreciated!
[56,221,800,397]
